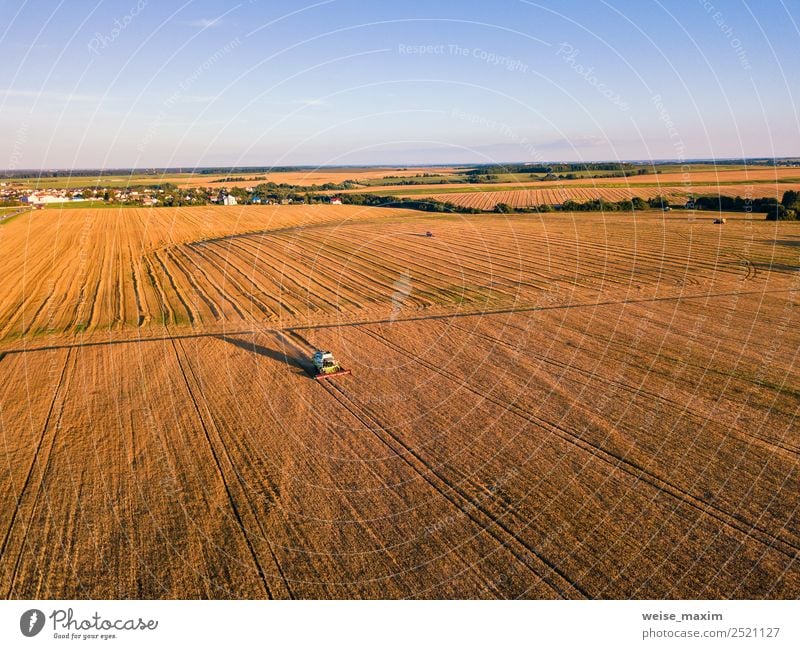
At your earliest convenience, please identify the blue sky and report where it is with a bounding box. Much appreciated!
[1,0,798,168]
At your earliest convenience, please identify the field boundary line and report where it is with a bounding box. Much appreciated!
[287,288,796,331]
[1,287,795,357]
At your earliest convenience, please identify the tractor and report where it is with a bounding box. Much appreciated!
[311,350,351,380]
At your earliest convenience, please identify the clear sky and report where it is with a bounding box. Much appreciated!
[1,0,798,168]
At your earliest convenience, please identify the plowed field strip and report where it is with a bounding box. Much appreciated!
[184,244,276,320]
[318,231,544,296]
[220,238,361,312]
[170,244,245,320]
[0,349,71,565]
[152,251,196,325]
[141,256,173,325]
[164,248,220,320]
[198,242,294,318]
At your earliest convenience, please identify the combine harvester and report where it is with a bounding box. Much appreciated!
[311,350,351,380]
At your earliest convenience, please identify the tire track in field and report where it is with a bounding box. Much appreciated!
[169,245,247,321]
[355,325,800,562]
[0,348,73,597]
[198,242,296,318]
[151,251,196,325]
[164,247,220,320]
[541,311,799,422]
[187,244,277,320]
[179,335,296,598]
[320,377,584,599]
[279,330,585,599]
[446,319,800,457]
[141,255,174,326]
[19,270,62,336]
[286,287,794,333]
[83,275,102,331]
[129,257,146,327]
[438,316,800,590]
[170,338,293,599]
[224,237,358,313]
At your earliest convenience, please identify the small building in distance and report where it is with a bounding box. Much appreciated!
[216,190,238,206]
[24,193,62,205]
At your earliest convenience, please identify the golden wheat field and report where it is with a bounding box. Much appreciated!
[351,167,800,195]
[407,184,800,210]
[0,204,798,598]
[173,167,460,189]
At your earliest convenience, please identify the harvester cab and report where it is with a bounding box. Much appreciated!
[311,350,352,380]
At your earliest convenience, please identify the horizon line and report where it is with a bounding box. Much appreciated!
[3,156,800,174]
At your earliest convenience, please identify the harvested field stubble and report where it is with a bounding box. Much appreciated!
[405,184,800,210]
[0,205,798,598]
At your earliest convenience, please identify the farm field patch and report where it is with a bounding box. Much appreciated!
[0,205,798,598]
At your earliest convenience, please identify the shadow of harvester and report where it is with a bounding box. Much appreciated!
[215,335,315,378]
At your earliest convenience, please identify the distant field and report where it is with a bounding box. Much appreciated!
[3,174,197,190]
[404,184,800,209]
[6,167,464,190]
[8,165,798,192]
[0,204,798,598]
[345,167,800,196]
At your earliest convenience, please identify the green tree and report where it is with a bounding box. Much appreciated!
[781,190,799,210]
